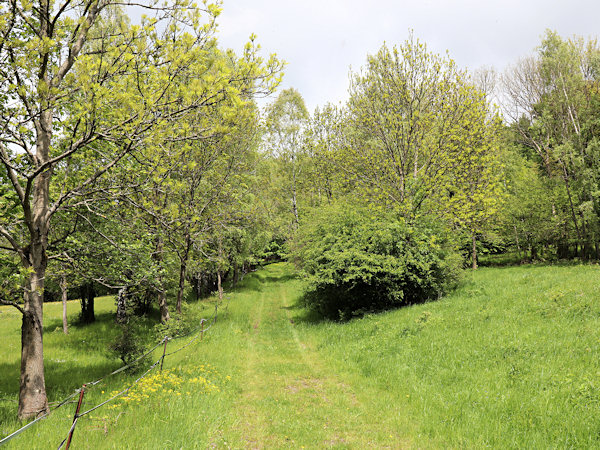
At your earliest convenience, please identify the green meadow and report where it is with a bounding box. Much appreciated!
[1,262,600,448]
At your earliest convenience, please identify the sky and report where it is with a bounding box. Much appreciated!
[215,0,600,112]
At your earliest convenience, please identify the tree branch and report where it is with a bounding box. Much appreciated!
[0,298,25,315]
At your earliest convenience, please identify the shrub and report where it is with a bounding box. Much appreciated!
[110,317,149,366]
[154,302,203,340]
[290,203,461,319]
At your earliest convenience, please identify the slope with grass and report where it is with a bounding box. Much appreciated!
[1,262,600,448]
[305,263,600,448]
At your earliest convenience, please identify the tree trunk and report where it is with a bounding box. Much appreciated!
[292,166,299,229]
[581,215,591,260]
[176,261,186,314]
[531,245,538,260]
[18,109,53,419]
[217,270,223,302]
[80,282,95,323]
[232,264,239,287]
[175,233,191,314]
[116,287,128,324]
[158,288,170,323]
[86,283,95,323]
[513,225,521,260]
[561,166,583,248]
[18,269,49,420]
[153,236,170,323]
[217,238,224,302]
[471,233,478,270]
[60,275,68,334]
[18,255,48,419]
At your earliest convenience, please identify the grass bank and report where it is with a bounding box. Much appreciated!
[1,262,600,448]
[300,263,600,448]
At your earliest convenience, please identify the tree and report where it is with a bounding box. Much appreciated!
[501,31,600,258]
[343,36,502,223]
[327,34,507,269]
[499,143,557,261]
[264,88,309,230]
[304,104,350,205]
[0,0,282,419]
[443,113,506,269]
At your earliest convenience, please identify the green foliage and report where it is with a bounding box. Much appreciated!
[262,88,310,231]
[503,31,600,259]
[154,302,203,340]
[344,35,504,224]
[110,317,151,366]
[256,237,287,262]
[290,203,461,319]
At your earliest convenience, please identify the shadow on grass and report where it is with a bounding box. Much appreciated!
[479,251,599,268]
[284,298,327,325]
[43,311,118,334]
[0,358,125,430]
[259,274,298,284]
[230,270,299,293]
[286,290,445,326]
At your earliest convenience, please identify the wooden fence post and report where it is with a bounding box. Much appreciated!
[160,337,169,372]
[65,385,86,450]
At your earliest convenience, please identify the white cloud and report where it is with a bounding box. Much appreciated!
[217,0,600,111]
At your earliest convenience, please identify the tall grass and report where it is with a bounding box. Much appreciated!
[1,262,599,448]
[300,263,600,448]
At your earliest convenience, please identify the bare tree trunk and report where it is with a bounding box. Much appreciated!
[176,262,186,314]
[217,270,223,302]
[116,287,128,324]
[471,233,478,270]
[292,166,299,229]
[513,225,521,260]
[19,232,49,418]
[560,164,583,249]
[79,283,95,323]
[158,288,170,323]
[18,109,52,419]
[175,233,191,314]
[153,236,170,323]
[217,237,224,302]
[60,275,68,334]
[531,245,538,260]
[233,264,239,287]
[18,270,49,420]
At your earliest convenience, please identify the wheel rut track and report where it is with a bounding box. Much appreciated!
[230,277,410,448]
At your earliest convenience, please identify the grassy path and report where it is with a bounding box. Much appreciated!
[1,263,418,449]
[5,262,597,447]
[212,263,416,448]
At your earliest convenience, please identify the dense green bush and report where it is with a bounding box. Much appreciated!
[154,302,203,340]
[290,204,461,319]
[110,317,150,366]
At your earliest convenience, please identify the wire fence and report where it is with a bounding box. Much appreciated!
[0,297,223,449]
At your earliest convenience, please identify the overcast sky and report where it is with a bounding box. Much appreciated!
[215,0,600,112]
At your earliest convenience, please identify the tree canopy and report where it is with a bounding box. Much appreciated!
[1,14,599,422]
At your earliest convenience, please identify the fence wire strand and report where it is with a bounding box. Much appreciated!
[56,417,79,450]
[76,358,162,419]
[1,297,221,448]
[0,412,49,446]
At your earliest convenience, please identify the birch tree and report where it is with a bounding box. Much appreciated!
[264,88,309,230]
